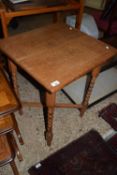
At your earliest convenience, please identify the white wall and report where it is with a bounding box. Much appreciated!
[85,0,106,10]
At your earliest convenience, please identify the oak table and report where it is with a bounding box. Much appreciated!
[0,23,116,145]
[0,0,84,98]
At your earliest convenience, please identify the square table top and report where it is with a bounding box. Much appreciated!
[0,23,116,93]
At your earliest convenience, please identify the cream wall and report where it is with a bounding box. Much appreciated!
[85,0,106,10]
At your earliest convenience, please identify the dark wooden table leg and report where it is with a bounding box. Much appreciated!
[1,11,9,39]
[12,114,24,145]
[10,160,20,175]
[44,92,56,146]
[53,12,59,23]
[75,0,84,29]
[80,66,101,117]
[8,132,23,161]
[9,62,23,115]
[9,62,18,95]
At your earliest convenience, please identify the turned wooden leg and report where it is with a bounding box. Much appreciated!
[10,160,20,175]
[1,11,9,38]
[12,114,24,145]
[9,62,23,115]
[80,67,101,117]
[75,0,84,29]
[53,12,59,23]
[8,62,18,96]
[44,92,56,146]
[8,132,23,161]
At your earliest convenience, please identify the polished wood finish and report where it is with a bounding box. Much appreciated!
[0,114,13,134]
[0,133,20,175]
[0,24,116,93]
[0,23,116,145]
[0,113,24,147]
[0,66,24,145]
[0,67,21,116]
[0,66,23,163]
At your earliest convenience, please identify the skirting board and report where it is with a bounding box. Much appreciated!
[63,67,117,105]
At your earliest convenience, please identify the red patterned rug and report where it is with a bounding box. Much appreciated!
[28,130,117,175]
[99,103,117,130]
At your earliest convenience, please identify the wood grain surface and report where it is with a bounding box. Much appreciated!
[0,23,116,93]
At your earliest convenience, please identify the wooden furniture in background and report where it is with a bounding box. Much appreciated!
[0,133,20,175]
[0,23,116,146]
[0,67,21,116]
[0,0,84,37]
[0,66,23,159]
[0,114,24,148]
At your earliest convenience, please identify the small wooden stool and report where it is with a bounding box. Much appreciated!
[0,133,20,175]
[0,66,21,115]
[0,66,24,145]
[0,113,24,145]
[0,65,24,161]
[0,114,23,161]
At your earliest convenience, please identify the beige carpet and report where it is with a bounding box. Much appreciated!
[0,14,117,175]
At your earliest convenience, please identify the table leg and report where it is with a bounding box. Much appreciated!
[80,67,101,117]
[75,0,84,29]
[44,92,56,146]
[9,62,23,115]
[53,12,59,23]
[1,11,9,38]
[9,62,19,96]
[8,132,23,161]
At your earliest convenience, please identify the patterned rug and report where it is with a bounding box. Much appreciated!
[99,103,117,130]
[29,130,117,175]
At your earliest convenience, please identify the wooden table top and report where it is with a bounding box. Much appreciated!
[0,23,116,93]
